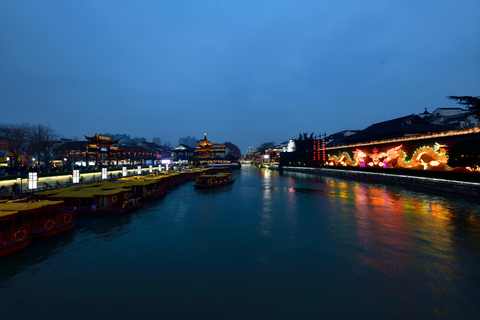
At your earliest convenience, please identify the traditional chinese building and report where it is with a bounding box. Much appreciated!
[53,135,159,168]
[172,144,195,161]
[84,134,122,167]
[194,133,227,162]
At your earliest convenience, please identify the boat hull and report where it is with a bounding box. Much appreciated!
[31,222,76,238]
[194,180,234,189]
[0,239,31,257]
[70,202,143,215]
[141,190,167,201]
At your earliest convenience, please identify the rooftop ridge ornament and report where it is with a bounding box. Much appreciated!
[84,134,119,145]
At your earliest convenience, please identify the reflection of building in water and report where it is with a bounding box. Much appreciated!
[350,181,460,277]
[352,185,410,276]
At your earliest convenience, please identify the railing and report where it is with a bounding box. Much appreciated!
[0,225,30,247]
[28,213,75,232]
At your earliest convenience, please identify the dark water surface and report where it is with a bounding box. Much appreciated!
[1,166,480,319]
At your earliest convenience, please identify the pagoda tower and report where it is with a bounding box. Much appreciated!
[195,133,215,159]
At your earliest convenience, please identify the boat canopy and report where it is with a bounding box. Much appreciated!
[0,210,19,219]
[48,188,129,199]
[0,200,64,212]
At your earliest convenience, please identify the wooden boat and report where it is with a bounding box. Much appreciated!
[194,173,234,189]
[117,176,169,201]
[0,210,31,257]
[47,186,142,215]
[0,200,75,238]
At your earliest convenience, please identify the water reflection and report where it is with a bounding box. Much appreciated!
[260,169,274,238]
[286,173,480,257]
[1,167,480,319]
[0,230,76,282]
[75,215,134,240]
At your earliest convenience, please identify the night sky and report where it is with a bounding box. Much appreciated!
[1,1,479,153]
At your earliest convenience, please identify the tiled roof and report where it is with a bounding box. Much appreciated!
[341,115,451,145]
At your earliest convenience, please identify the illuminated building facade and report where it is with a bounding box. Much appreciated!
[193,133,233,165]
[194,134,226,159]
[326,127,480,172]
[84,134,121,167]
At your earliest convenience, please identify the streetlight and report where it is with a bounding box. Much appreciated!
[28,171,37,190]
[101,167,107,180]
[73,169,80,183]
[16,177,22,197]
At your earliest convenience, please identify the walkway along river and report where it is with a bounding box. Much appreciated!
[1,165,479,319]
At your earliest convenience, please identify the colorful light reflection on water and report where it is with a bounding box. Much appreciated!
[1,166,479,319]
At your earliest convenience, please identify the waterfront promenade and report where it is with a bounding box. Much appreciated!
[0,167,160,199]
[1,166,479,319]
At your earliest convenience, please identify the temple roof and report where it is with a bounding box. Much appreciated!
[173,144,195,151]
[198,133,214,147]
[341,115,451,145]
[84,134,119,145]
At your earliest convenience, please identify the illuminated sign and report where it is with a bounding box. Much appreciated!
[149,165,152,173]
[101,168,107,180]
[122,167,127,177]
[73,170,80,183]
[28,172,37,189]
[137,166,142,175]
[161,160,171,164]
[100,147,107,152]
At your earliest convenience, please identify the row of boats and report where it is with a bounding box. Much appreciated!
[0,167,234,257]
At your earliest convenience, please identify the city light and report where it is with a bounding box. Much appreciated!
[326,127,480,151]
[73,169,80,183]
[28,172,37,189]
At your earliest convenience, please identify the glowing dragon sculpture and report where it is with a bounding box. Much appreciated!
[328,143,449,170]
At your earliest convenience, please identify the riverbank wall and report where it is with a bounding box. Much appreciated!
[281,166,480,197]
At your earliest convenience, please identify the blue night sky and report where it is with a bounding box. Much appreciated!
[1,1,479,153]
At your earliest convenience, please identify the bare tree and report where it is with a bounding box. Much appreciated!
[28,124,59,168]
[0,123,31,171]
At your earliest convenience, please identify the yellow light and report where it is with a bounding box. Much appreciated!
[325,127,480,151]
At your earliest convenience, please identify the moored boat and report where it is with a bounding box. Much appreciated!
[47,186,141,215]
[194,173,234,189]
[0,200,75,238]
[117,175,169,201]
[0,211,31,257]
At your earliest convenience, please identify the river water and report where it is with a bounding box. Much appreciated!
[1,166,480,319]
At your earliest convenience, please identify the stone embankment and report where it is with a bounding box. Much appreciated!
[281,166,480,197]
